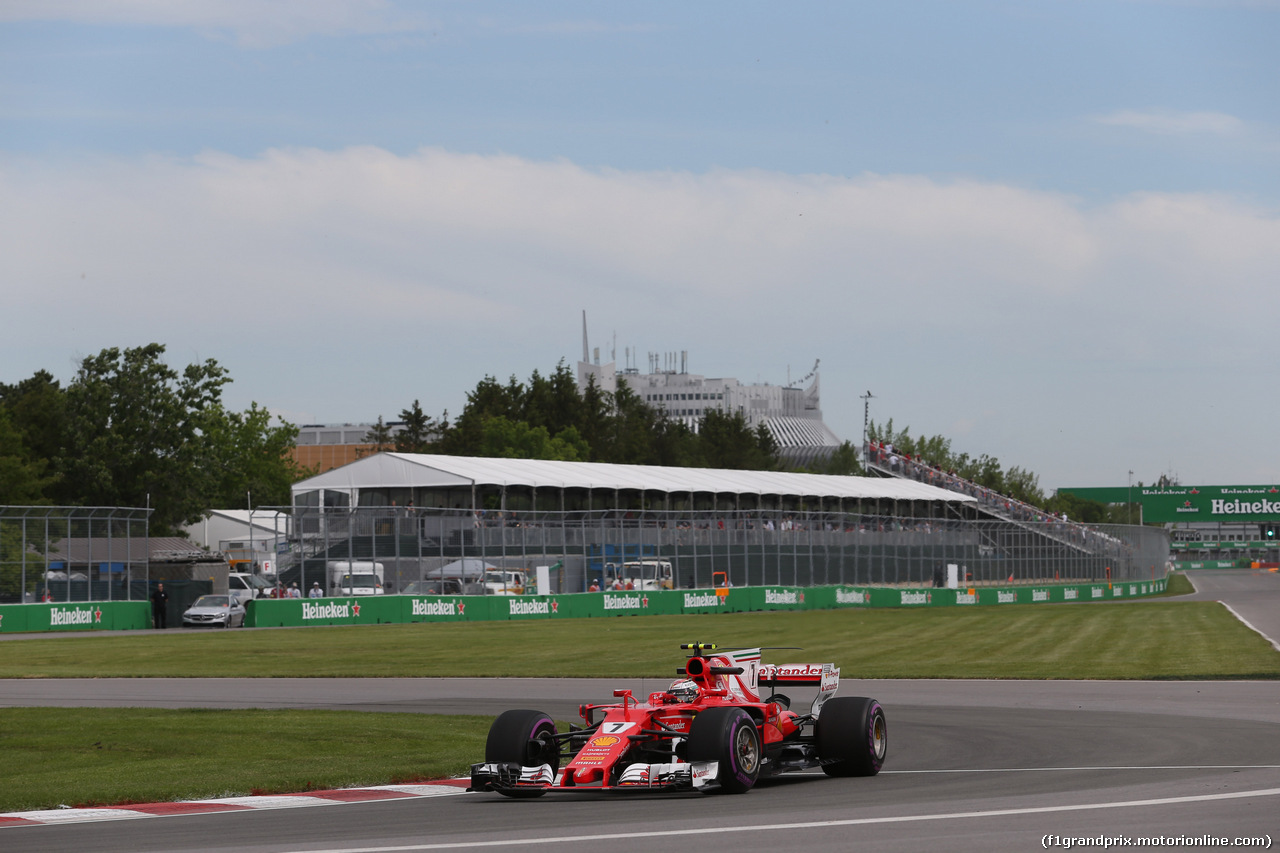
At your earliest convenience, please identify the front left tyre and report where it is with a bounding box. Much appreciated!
[484,709,559,799]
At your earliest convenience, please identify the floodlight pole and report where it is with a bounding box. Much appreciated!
[860,391,875,463]
[1128,471,1133,525]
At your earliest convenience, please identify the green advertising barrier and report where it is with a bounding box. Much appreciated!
[1173,559,1252,569]
[14,576,1171,633]
[0,601,151,633]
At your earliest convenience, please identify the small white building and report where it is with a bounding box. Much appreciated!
[184,509,291,573]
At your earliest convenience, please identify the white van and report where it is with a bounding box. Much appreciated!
[228,572,272,606]
[328,561,386,595]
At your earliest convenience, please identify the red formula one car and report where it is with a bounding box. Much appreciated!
[469,643,886,796]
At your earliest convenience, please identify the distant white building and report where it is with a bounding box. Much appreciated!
[576,313,842,466]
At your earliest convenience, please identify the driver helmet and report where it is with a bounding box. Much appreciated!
[668,679,699,703]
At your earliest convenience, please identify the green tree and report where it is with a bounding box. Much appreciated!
[363,416,395,454]
[522,362,584,436]
[476,416,589,461]
[394,400,439,453]
[0,519,47,602]
[811,440,864,475]
[1003,465,1045,506]
[200,403,308,509]
[697,409,778,470]
[0,408,52,504]
[48,344,302,533]
[439,376,524,455]
[54,344,231,531]
[0,369,66,466]
[1044,491,1110,524]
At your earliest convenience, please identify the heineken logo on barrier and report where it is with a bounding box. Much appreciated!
[684,592,721,608]
[1064,589,1078,600]
[303,601,352,621]
[1211,499,1280,515]
[411,599,458,617]
[50,607,99,626]
[765,589,801,605]
[997,591,1016,604]
[900,591,930,605]
[835,589,867,605]
[1032,589,1049,602]
[955,591,976,605]
[1091,587,1103,598]
[509,598,558,615]
[604,594,647,611]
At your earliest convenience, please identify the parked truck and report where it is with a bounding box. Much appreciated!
[605,559,674,590]
[327,560,386,596]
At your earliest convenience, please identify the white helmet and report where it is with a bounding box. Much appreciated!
[668,679,699,703]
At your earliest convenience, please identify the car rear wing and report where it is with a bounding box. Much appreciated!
[759,663,841,716]
[681,644,841,714]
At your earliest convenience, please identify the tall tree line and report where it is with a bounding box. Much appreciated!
[373,361,785,471]
[0,344,308,533]
[867,419,1126,522]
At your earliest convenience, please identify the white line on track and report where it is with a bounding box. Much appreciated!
[1219,601,1280,652]
[881,764,1280,773]
[296,786,1280,853]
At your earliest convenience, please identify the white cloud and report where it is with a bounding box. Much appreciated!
[0,0,429,47]
[6,145,1277,337]
[3,146,1279,488]
[480,19,662,36]
[1093,109,1247,136]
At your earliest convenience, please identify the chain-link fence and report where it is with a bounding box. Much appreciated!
[264,506,1169,595]
[0,507,152,604]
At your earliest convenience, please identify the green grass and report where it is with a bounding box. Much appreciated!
[1156,572,1196,597]
[3,589,1277,813]
[0,708,488,813]
[3,599,1277,680]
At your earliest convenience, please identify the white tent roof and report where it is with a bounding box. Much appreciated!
[427,558,496,579]
[292,453,975,504]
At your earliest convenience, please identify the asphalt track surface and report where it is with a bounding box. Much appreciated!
[2,570,1279,853]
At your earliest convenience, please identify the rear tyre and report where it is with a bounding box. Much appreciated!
[485,710,559,799]
[816,696,886,777]
[687,707,760,794]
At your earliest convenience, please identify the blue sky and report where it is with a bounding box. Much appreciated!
[3,1,1278,491]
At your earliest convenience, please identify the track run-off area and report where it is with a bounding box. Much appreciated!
[1,570,1278,853]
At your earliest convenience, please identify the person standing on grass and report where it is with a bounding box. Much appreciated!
[150,582,169,629]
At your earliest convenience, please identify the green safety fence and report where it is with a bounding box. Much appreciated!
[0,601,151,633]
[242,577,1169,628]
[1,579,1169,632]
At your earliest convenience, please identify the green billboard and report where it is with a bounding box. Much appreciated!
[1059,484,1280,524]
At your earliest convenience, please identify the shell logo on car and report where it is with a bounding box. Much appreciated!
[589,736,621,747]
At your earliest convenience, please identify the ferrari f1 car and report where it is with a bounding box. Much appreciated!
[469,643,886,796]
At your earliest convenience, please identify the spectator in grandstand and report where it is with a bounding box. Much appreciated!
[309,582,323,598]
